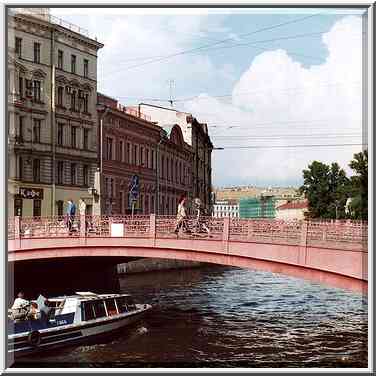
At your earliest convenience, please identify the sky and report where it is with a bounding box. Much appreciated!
[50,7,367,188]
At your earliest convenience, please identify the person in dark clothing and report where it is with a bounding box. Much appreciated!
[66,199,76,233]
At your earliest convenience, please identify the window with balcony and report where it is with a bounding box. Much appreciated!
[57,86,64,106]
[71,55,76,74]
[33,159,40,182]
[58,50,63,69]
[33,119,41,143]
[33,42,40,63]
[83,128,89,150]
[57,123,64,146]
[83,165,89,186]
[71,163,77,185]
[71,126,77,148]
[57,161,64,184]
[15,37,22,57]
[33,80,41,102]
[83,59,88,78]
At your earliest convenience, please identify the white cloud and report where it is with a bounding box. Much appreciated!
[183,15,364,187]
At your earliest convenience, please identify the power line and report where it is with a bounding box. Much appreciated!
[103,12,322,75]
[217,143,366,150]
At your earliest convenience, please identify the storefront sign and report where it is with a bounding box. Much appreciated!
[19,187,44,200]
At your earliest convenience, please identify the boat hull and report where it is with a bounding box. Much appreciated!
[8,305,151,359]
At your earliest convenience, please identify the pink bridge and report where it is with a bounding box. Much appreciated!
[8,215,368,294]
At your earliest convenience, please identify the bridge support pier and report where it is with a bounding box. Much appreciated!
[7,257,125,303]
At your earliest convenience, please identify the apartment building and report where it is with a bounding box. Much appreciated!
[8,8,103,217]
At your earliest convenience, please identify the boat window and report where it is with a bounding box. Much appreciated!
[82,302,95,321]
[115,297,127,313]
[92,300,107,318]
[105,299,118,316]
[125,296,137,311]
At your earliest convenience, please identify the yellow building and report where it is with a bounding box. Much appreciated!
[8,8,103,217]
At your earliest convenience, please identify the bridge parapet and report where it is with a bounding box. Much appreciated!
[8,215,367,250]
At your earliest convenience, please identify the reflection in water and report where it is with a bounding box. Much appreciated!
[14,266,367,368]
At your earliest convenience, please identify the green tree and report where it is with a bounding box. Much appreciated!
[348,150,368,220]
[300,161,350,219]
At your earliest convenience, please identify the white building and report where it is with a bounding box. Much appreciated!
[275,200,308,220]
[213,200,239,218]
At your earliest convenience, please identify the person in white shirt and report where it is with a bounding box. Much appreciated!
[11,291,29,310]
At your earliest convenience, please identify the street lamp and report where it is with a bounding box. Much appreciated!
[155,129,168,215]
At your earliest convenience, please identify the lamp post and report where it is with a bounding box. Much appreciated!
[95,104,110,215]
[155,129,168,215]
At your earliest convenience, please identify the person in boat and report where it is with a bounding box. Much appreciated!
[9,292,30,321]
[174,194,189,234]
[27,302,41,320]
[11,291,29,310]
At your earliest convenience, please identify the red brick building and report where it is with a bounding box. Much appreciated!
[97,93,193,215]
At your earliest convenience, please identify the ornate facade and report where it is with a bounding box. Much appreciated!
[98,94,194,215]
[8,9,103,217]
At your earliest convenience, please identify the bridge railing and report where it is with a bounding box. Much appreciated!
[8,215,368,249]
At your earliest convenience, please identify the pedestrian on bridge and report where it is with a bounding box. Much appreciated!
[66,199,76,234]
[174,194,188,234]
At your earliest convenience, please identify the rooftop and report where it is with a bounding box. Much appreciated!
[277,200,309,210]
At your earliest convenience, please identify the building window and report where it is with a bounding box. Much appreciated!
[18,156,23,179]
[57,161,64,184]
[110,178,114,198]
[83,165,89,186]
[161,155,164,178]
[140,147,144,166]
[57,86,64,106]
[33,200,41,217]
[83,129,89,150]
[119,191,123,214]
[57,200,64,216]
[33,80,41,102]
[57,123,64,146]
[146,149,149,168]
[133,145,138,165]
[119,140,124,162]
[106,137,113,160]
[151,150,155,170]
[58,50,63,69]
[170,159,174,182]
[71,55,76,74]
[71,163,77,185]
[83,59,89,78]
[33,42,40,63]
[18,76,23,98]
[71,126,77,148]
[15,37,22,57]
[33,119,41,143]
[71,90,76,111]
[33,159,40,182]
[126,143,131,164]
[83,93,88,113]
[18,116,24,142]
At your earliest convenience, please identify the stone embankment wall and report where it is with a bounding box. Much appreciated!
[117,258,205,274]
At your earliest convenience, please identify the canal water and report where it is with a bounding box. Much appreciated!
[14,265,368,368]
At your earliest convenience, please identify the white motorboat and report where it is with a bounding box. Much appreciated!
[8,291,152,357]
